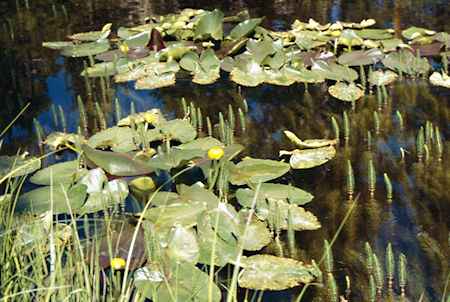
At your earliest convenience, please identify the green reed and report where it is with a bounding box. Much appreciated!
[207,116,212,136]
[238,108,246,133]
[398,253,407,297]
[58,105,66,133]
[95,102,107,130]
[343,111,349,143]
[368,159,376,196]
[197,107,203,131]
[435,126,443,161]
[324,239,333,273]
[51,104,59,131]
[347,160,354,199]
[331,116,339,140]
[416,126,424,160]
[373,253,384,294]
[385,243,395,290]
[395,110,403,129]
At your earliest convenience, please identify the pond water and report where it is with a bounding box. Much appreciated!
[0,0,448,301]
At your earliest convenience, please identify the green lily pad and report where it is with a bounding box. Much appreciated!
[226,158,290,185]
[141,201,207,229]
[402,26,435,40]
[230,59,266,87]
[216,37,248,59]
[0,154,41,179]
[338,48,383,66]
[236,213,272,251]
[311,60,358,82]
[43,132,85,149]
[284,130,339,149]
[75,179,128,215]
[124,31,150,48]
[264,69,295,86]
[238,255,317,290]
[135,262,221,302]
[179,137,222,151]
[68,23,112,41]
[380,38,407,52]
[42,41,77,50]
[129,177,158,204]
[283,146,336,169]
[60,39,110,57]
[283,65,325,83]
[82,144,156,176]
[429,71,450,88]
[355,29,393,40]
[194,9,224,40]
[246,39,276,64]
[16,183,87,215]
[88,126,136,153]
[328,82,365,102]
[180,49,221,84]
[144,148,204,170]
[135,71,176,90]
[339,29,363,47]
[160,119,197,143]
[292,30,327,50]
[368,70,398,86]
[382,51,430,75]
[236,183,314,207]
[197,212,240,266]
[82,61,118,77]
[229,18,263,39]
[166,224,200,264]
[79,167,107,194]
[29,160,81,185]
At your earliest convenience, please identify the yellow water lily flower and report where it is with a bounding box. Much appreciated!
[119,44,129,53]
[110,258,126,270]
[144,113,155,124]
[332,30,341,38]
[208,147,224,160]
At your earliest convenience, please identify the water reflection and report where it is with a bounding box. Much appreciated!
[0,0,448,301]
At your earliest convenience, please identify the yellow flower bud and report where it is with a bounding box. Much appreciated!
[144,113,155,124]
[110,258,126,270]
[332,30,341,37]
[119,44,129,53]
[208,147,224,160]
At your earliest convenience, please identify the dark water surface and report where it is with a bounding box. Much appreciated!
[0,0,449,301]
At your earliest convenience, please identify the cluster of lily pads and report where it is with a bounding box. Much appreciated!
[0,107,342,300]
[42,8,449,102]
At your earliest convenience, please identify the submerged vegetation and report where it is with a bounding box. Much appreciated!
[0,3,449,302]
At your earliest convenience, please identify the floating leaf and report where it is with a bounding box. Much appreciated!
[292,30,327,50]
[227,158,290,185]
[29,160,82,185]
[284,130,338,149]
[16,183,87,215]
[236,183,314,206]
[149,28,165,52]
[166,224,200,264]
[402,26,435,40]
[0,154,41,179]
[179,137,223,151]
[160,119,197,143]
[338,48,383,66]
[229,18,263,39]
[68,23,112,41]
[382,51,430,75]
[264,69,295,86]
[284,146,336,169]
[129,177,158,203]
[60,39,110,57]
[194,9,224,40]
[144,148,204,170]
[141,201,207,229]
[311,60,358,82]
[283,65,325,83]
[42,41,77,50]
[215,37,248,59]
[125,31,150,48]
[368,70,398,86]
[135,71,176,90]
[429,71,450,88]
[135,262,221,302]
[238,255,317,290]
[355,29,393,40]
[230,58,266,87]
[88,126,136,153]
[328,82,365,102]
[339,29,363,47]
[82,144,156,176]
[246,39,276,64]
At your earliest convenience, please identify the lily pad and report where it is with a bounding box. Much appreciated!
[135,262,221,302]
[82,144,156,176]
[226,157,290,185]
[16,183,87,215]
[368,70,398,86]
[236,183,314,206]
[144,148,204,170]
[328,82,365,102]
[229,18,263,39]
[382,51,430,75]
[68,23,112,41]
[402,26,435,40]
[179,137,223,151]
[88,126,136,153]
[429,71,450,88]
[283,65,325,83]
[230,58,266,87]
[284,130,338,149]
[339,29,363,47]
[128,177,158,203]
[338,48,383,66]
[142,201,207,229]
[29,160,81,185]
[246,38,276,64]
[0,154,41,179]
[42,41,77,50]
[60,39,110,57]
[135,71,176,90]
[194,9,224,40]
[283,146,336,169]
[238,255,317,290]
[165,224,200,264]
[311,60,358,82]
